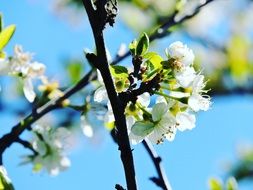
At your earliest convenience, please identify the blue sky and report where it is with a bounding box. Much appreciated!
[1,1,253,190]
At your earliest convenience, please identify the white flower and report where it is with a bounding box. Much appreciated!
[126,116,143,145]
[175,66,196,88]
[80,115,94,138]
[188,75,211,111]
[94,86,108,103]
[176,110,196,131]
[167,41,195,67]
[131,102,176,144]
[31,125,71,176]
[137,92,150,107]
[8,45,46,102]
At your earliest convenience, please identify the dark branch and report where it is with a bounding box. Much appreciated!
[142,140,172,190]
[82,1,138,189]
[0,70,97,164]
[111,0,216,66]
[15,138,38,155]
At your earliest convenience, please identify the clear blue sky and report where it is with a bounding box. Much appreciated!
[1,1,253,190]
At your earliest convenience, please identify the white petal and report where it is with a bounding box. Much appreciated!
[167,41,195,67]
[176,112,196,131]
[155,96,167,104]
[175,66,196,88]
[94,86,108,103]
[131,121,154,137]
[60,157,71,169]
[169,91,190,98]
[129,132,144,145]
[104,109,114,123]
[188,94,210,112]
[81,116,93,138]
[23,78,36,102]
[192,74,205,93]
[137,92,150,107]
[96,69,104,84]
[165,126,177,142]
[126,116,135,133]
[28,62,46,78]
[152,103,168,122]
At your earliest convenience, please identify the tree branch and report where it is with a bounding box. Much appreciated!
[0,70,97,164]
[111,0,216,66]
[142,140,172,190]
[15,138,37,155]
[82,1,138,189]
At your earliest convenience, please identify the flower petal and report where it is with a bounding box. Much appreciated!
[94,86,108,103]
[152,103,168,122]
[137,92,150,107]
[23,78,36,102]
[131,121,154,137]
[176,112,196,131]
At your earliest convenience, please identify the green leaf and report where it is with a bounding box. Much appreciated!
[209,178,223,190]
[67,61,83,84]
[110,65,128,78]
[136,32,149,56]
[226,177,238,190]
[131,121,154,137]
[143,52,163,69]
[129,39,137,55]
[0,24,16,51]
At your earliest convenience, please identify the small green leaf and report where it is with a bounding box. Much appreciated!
[226,177,238,190]
[110,65,128,78]
[67,61,83,84]
[129,39,137,55]
[0,24,16,51]
[143,52,163,69]
[209,178,223,190]
[136,32,149,56]
[131,121,154,137]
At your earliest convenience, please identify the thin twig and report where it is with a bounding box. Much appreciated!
[111,0,215,65]
[0,70,96,164]
[142,140,172,190]
[15,138,37,155]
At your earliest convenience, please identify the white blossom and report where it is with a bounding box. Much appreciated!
[8,45,46,102]
[188,75,211,111]
[131,102,176,144]
[167,41,195,67]
[175,66,196,88]
[176,110,196,131]
[31,125,71,176]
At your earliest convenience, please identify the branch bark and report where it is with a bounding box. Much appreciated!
[0,70,96,164]
[82,1,137,189]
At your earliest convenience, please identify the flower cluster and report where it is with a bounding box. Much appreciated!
[0,45,46,102]
[93,36,211,145]
[26,125,71,176]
